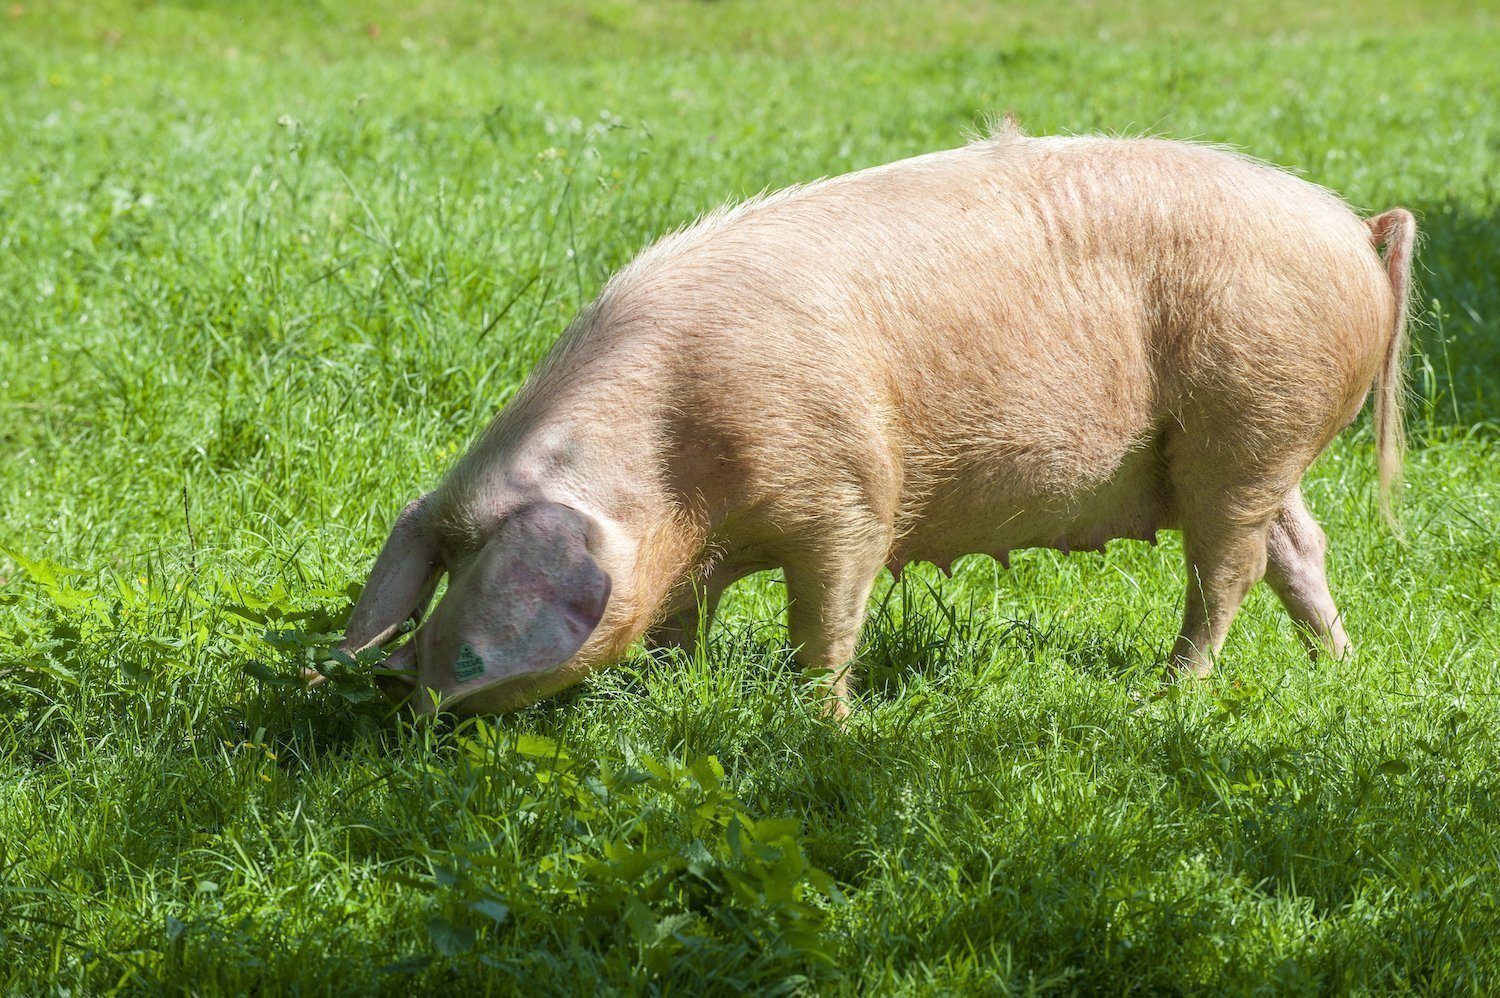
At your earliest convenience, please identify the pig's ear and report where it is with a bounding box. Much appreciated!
[414,502,611,707]
[341,496,443,654]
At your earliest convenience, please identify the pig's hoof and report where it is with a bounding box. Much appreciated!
[1305,635,1354,662]
[1165,657,1215,681]
[1158,665,1213,693]
[819,696,852,725]
[374,671,417,707]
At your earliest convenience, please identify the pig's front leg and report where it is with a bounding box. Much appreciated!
[644,584,726,657]
[783,533,890,721]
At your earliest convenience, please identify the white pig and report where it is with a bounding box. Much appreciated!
[321,123,1415,718]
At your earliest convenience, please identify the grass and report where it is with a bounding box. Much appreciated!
[2,1,1499,992]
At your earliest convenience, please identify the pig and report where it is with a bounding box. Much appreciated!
[319,122,1415,719]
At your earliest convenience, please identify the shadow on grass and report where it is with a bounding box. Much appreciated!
[236,561,1167,763]
[860,570,1164,693]
[1404,198,1500,430]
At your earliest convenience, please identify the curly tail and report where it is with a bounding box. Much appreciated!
[1366,207,1416,529]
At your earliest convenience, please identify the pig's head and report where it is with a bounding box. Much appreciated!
[339,497,612,714]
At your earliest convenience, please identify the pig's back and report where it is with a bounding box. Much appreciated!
[598,135,1391,555]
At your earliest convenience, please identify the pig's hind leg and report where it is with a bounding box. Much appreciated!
[1264,485,1350,659]
[1171,519,1273,677]
[1166,452,1283,677]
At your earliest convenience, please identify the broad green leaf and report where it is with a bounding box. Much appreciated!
[427,915,476,957]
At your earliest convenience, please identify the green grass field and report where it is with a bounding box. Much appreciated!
[2,2,1499,992]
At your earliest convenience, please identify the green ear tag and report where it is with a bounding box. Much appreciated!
[454,643,486,683]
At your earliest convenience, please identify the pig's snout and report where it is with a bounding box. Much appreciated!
[346,501,612,713]
[372,640,419,704]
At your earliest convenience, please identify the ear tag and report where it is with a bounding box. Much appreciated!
[454,643,486,683]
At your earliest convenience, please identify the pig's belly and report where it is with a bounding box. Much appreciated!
[887,436,1174,572]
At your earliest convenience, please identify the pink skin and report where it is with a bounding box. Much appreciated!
[318,126,1411,718]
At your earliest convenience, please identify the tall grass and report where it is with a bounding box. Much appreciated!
[1,2,1498,992]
